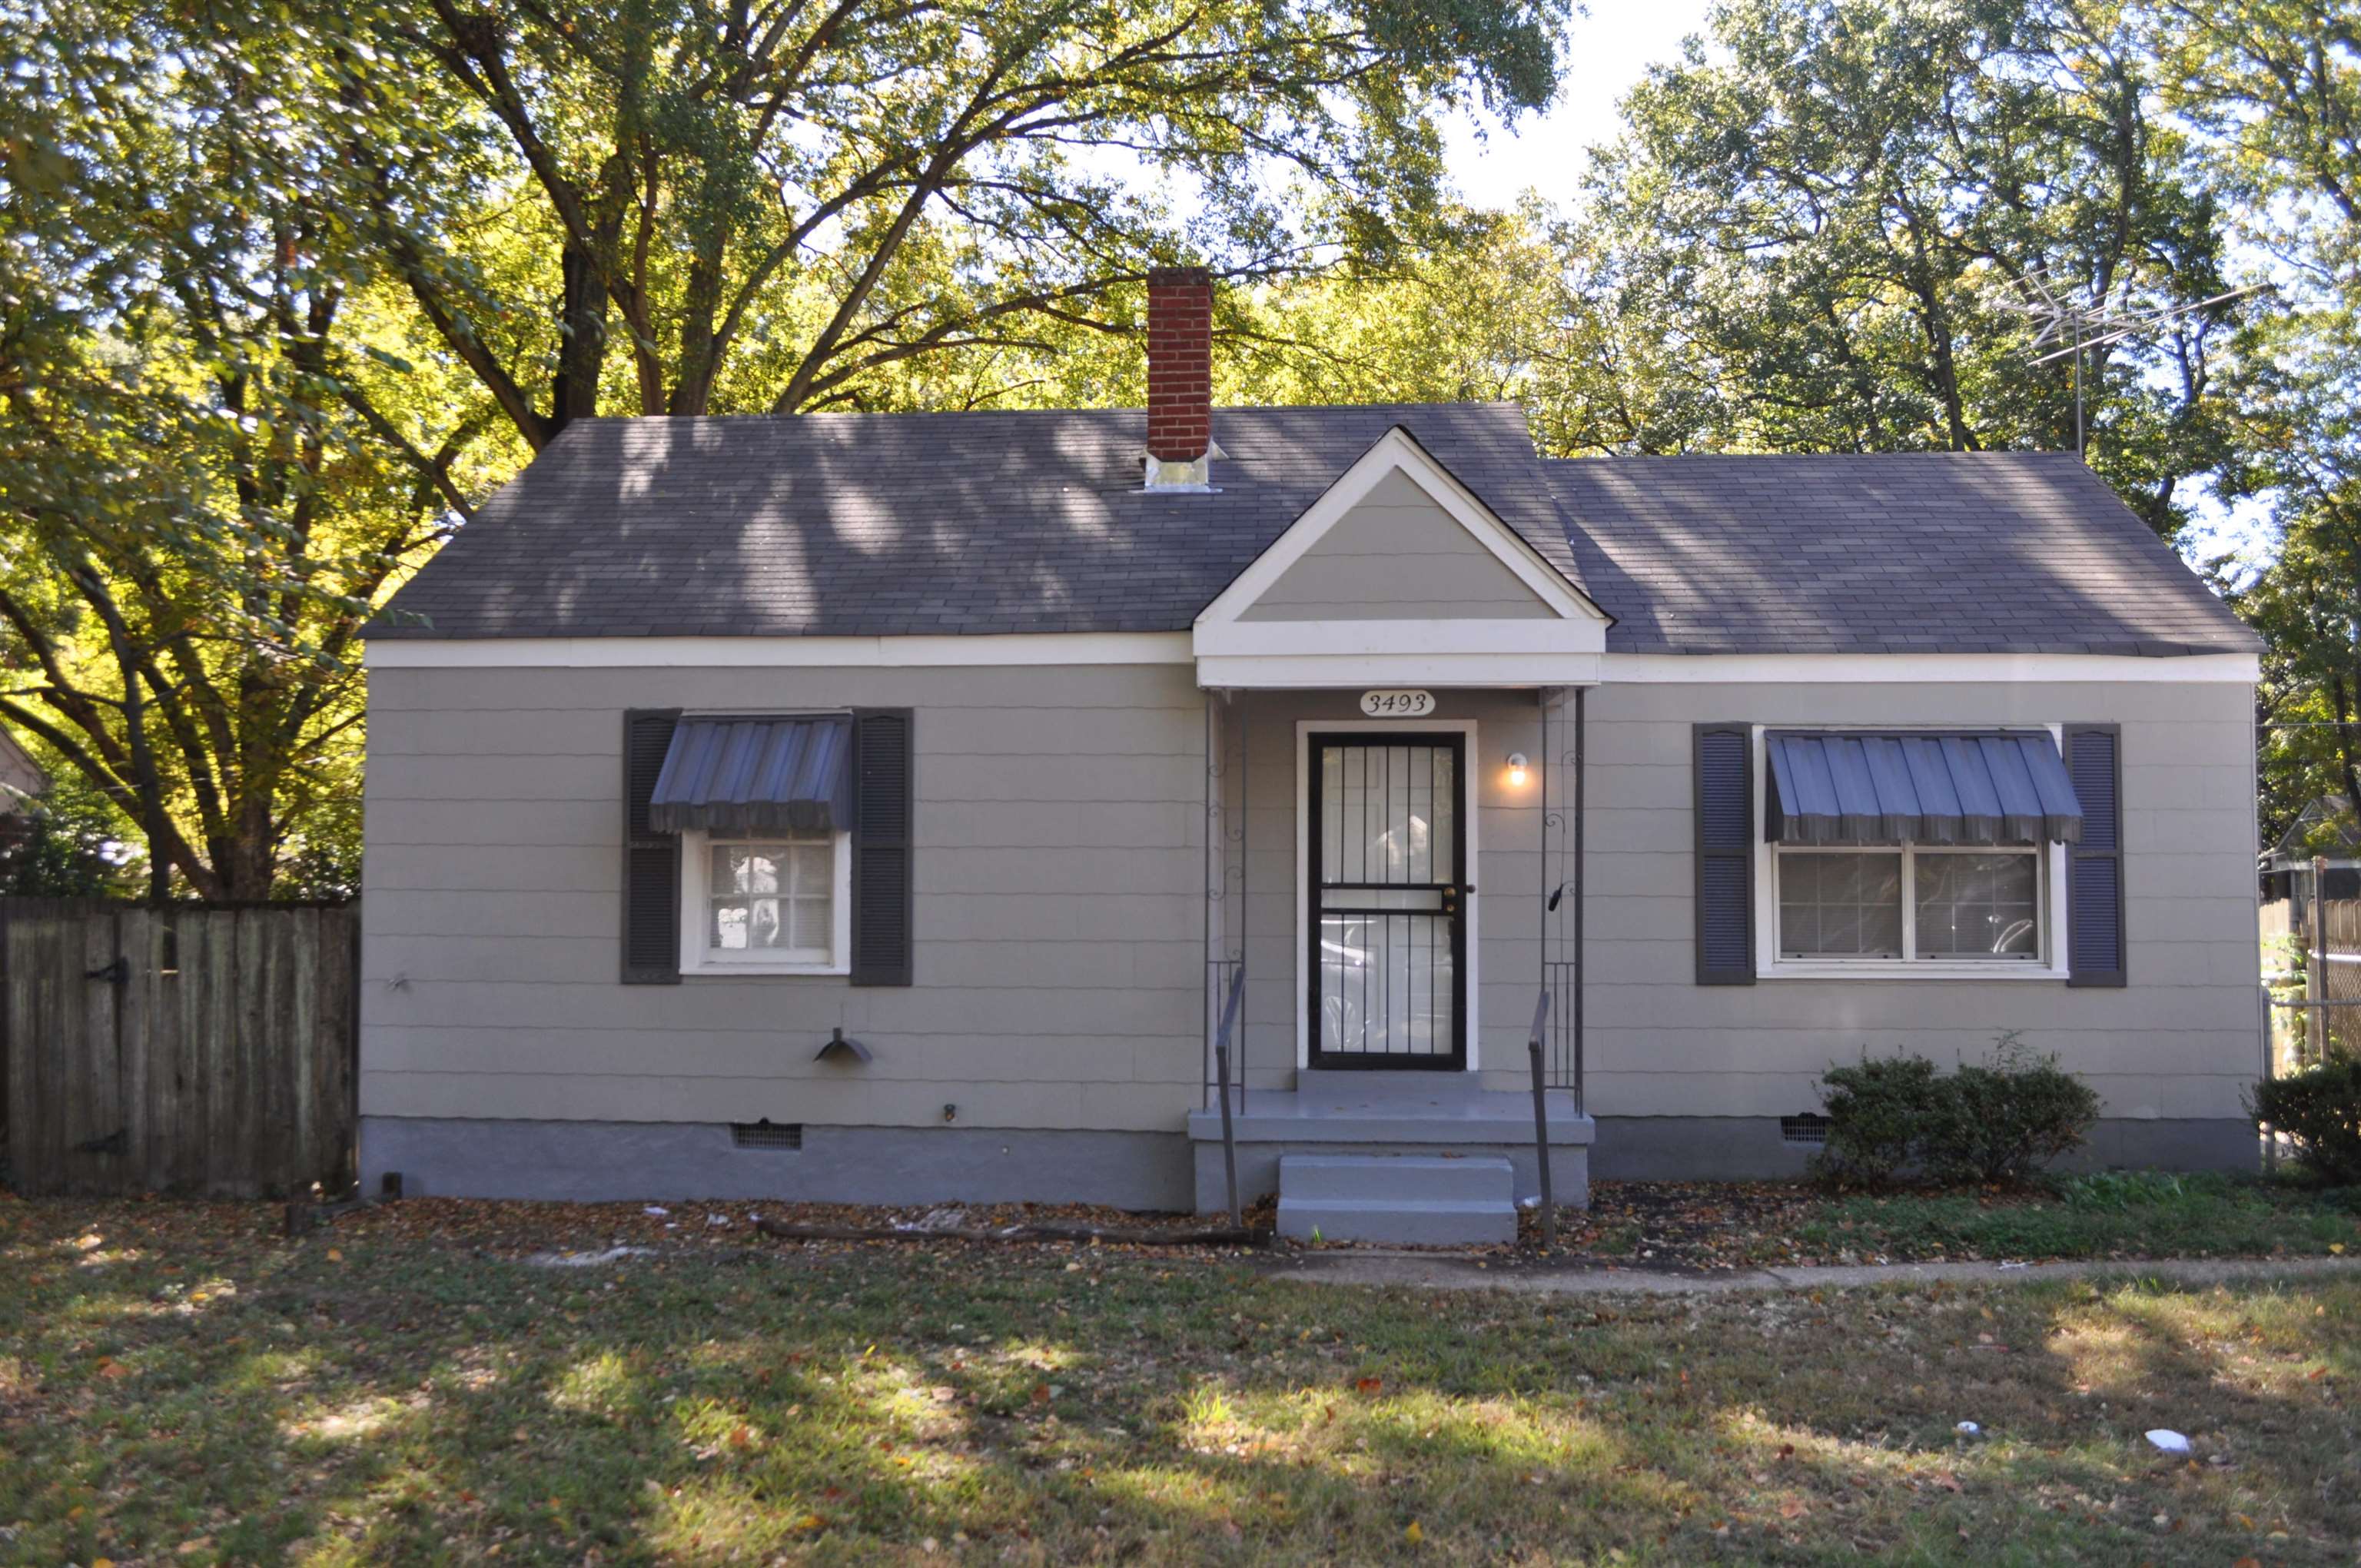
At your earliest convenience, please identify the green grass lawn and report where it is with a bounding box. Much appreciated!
[4,1198,2358,1565]
[1559,1171,2361,1269]
[1788,1171,2361,1267]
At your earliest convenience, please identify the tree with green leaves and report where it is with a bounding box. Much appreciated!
[2,0,1575,895]
[1205,200,1712,456]
[1557,0,2249,534]
[2149,0,2361,840]
[314,0,1571,446]
[2,2,491,897]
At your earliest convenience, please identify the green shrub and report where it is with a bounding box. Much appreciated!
[1813,1036,2099,1188]
[2250,1058,2361,1185]
[1812,1054,1944,1186]
[1929,1041,2101,1184]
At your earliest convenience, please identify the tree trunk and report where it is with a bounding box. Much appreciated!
[223,796,280,901]
[2331,671,2361,814]
[669,235,727,415]
[551,241,609,434]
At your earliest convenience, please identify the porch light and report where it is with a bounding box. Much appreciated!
[1506,752,1529,789]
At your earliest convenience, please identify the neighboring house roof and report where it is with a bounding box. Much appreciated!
[2267,796,2361,865]
[371,402,2259,657]
[0,721,50,806]
[1549,452,2259,656]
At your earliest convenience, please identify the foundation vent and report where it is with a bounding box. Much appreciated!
[1779,1114,1830,1146]
[730,1120,804,1151]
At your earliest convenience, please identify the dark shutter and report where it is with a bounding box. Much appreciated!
[1694,723,1756,985]
[2065,723,2125,987]
[850,708,914,986]
[622,709,682,984]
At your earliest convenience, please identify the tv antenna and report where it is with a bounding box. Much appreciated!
[1989,270,2271,455]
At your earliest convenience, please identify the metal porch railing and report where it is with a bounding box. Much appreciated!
[1210,964,1246,1225]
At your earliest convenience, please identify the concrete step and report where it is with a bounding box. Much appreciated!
[1276,1153,1519,1244]
[1295,1069,1472,1098]
[1279,1152,1513,1204]
[1277,1196,1519,1246]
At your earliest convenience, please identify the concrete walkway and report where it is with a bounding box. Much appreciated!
[1264,1251,2361,1297]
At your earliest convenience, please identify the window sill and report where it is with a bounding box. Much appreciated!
[1761,961,2068,982]
[684,962,848,978]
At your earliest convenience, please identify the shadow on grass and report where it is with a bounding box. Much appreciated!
[2,1202,2355,1564]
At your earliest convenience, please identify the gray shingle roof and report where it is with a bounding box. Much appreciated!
[370,404,1577,639]
[371,404,2257,657]
[1549,453,2259,656]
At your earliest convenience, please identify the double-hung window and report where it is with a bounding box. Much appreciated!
[681,829,852,975]
[1756,728,2079,979]
[646,713,859,977]
[1774,845,2044,964]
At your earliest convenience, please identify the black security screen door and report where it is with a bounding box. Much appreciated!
[1307,733,1467,1069]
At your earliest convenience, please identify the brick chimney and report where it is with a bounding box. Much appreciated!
[1144,266,1213,489]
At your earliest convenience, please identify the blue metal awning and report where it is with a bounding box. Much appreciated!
[649,716,853,835]
[1765,731,2084,845]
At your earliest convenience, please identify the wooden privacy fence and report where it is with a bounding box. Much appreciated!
[1,899,358,1198]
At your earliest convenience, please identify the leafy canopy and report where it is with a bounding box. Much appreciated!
[320,0,1570,442]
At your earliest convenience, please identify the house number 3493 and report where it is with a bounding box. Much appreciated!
[1359,689,1436,717]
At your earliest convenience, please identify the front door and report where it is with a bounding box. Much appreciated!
[1307,733,1467,1069]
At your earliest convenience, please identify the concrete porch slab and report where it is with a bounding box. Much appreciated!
[1187,1075,1593,1216]
[1185,1081,1593,1147]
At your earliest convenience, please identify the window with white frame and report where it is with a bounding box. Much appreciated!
[679,829,852,974]
[1773,844,2045,964]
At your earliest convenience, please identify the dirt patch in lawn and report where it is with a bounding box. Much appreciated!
[1510,1174,2361,1271]
[1526,1181,1829,1268]
[333,1194,1278,1261]
[20,1169,2359,1285]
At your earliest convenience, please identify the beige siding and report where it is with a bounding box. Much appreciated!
[361,660,1210,1130]
[1576,679,2260,1122]
[1224,681,2258,1118]
[1237,470,1554,621]
[366,658,2261,1139]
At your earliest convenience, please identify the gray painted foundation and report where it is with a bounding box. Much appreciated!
[360,1113,2256,1211]
[360,1117,1192,1210]
[1589,1117,2262,1182]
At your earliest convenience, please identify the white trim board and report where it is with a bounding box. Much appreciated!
[1294,718,1481,1072]
[366,635,2257,686]
[365,632,1194,669]
[1210,621,1604,656]
[1198,651,1605,689]
[1602,651,2259,684]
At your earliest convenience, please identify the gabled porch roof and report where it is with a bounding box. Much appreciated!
[1191,427,1611,689]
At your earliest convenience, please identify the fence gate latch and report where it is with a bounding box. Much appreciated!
[84,955,130,985]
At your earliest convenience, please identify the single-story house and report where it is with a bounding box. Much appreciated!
[359,269,2264,1241]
